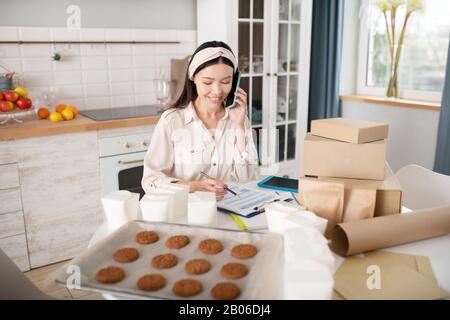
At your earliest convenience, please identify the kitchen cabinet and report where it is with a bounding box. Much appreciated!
[0,120,158,270]
[0,188,22,215]
[0,117,163,271]
[0,163,20,190]
[14,131,103,268]
[0,141,29,271]
[197,0,312,177]
[0,207,28,272]
[0,140,17,164]
[0,211,25,239]
[0,234,30,272]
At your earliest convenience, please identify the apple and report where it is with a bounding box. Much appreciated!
[16,98,32,110]
[4,90,19,102]
[0,90,4,100]
[0,100,14,112]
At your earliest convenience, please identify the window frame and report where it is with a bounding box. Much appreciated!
[356,0,444,103]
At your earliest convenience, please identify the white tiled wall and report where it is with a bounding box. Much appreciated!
[0,27,196,110]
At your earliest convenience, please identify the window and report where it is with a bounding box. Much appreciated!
[357,0,450,102]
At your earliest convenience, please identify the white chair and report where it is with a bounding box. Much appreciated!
[395,164,450,210]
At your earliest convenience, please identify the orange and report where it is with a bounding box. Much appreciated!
[37,107,50,119]
[49,112,63,123]
[61,108,74,121]
[55,104,67,113]
[65,105,78,118]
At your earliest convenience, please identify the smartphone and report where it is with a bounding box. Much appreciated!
[225,70,241,109]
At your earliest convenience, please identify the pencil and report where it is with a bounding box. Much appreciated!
[199,171,239,197]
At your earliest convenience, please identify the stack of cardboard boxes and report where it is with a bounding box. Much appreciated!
[299,118,403,236]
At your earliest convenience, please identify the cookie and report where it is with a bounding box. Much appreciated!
[220,262,248,280]
[151,253,178,269]
[137,274,166,291]
[198,239,223,255]
[165,235,190,249]
[172,279,203,297]
[95,266,125,284]
[113,247,140,263]
[211,282,241,300]
[136,231,159,244]
[185,259,211,275]
[231,244,257,259]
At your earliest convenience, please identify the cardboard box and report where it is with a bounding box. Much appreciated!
[302,133,386,180]
[315,163,402,217]
[311,118,389,144]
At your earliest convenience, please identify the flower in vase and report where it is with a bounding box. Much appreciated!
[407,0,425,13]
[372,0,426,98]
[391,0,406,9]
[376,0,392,12]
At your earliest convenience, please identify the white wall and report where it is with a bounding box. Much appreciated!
[0,27,196,111]
[342,101,440,172]
[0,0,198,111]
[0,0,196,30]
[340,0,360,95]
[197,0,236,50]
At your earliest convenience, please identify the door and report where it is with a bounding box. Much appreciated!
[236,0,312,177]
[99,151,146,196]
[270,0,308,176]
[236,0,269,168]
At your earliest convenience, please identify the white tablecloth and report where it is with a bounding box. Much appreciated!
[88,182,450,298]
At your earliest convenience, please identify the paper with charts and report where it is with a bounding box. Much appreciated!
[217,185,285,217]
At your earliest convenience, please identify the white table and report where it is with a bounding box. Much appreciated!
[88,182,450,298]
[89,180,285,247]
[88,182,290,299]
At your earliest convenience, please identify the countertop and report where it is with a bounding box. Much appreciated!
[0,114,161,140]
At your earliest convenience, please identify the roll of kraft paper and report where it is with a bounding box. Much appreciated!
[331,206,450,256]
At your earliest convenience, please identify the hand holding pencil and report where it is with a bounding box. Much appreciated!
[199,171,239,200]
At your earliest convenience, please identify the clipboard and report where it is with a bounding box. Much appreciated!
[217,185,294,218]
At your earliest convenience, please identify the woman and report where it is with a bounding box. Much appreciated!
[141,41,259,199]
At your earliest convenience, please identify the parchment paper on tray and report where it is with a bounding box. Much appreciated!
[54,220,283,300]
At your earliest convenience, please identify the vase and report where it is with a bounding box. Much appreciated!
[385,69,399,99]
[385,44,404,99]
[0,75,12,91]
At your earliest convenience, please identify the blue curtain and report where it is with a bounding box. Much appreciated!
[434,37,450,175]
[308,0,344,127]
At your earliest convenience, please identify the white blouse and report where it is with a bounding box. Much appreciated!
[141,102,260,193]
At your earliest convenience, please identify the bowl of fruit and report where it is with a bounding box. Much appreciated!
[37,104,78,123]
[0,86,34,124]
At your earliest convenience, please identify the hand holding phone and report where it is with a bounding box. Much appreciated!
[225,71,241,109]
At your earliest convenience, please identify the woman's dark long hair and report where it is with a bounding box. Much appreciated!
[170,41,235,109]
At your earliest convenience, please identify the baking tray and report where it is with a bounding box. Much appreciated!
[54,220,283,300]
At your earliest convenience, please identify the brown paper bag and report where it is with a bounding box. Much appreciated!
[316,163,402,217]
[299,178,345,238]
[343,187,377,222]
[333,252,440,300]
[334,252,449,300]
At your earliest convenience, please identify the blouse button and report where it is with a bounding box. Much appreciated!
[191,149,194,153]
[213,163,217,166]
